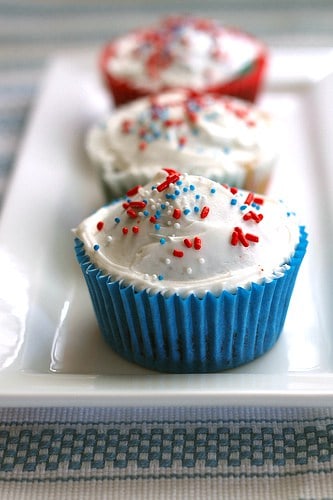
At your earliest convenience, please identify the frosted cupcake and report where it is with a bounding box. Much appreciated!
[74,170,307,373]
[87,90,276,200]
[100,15,268,106]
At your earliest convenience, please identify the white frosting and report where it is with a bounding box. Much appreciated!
[87,90,276,191]
[75,171,300,298]
[105,16,264,91]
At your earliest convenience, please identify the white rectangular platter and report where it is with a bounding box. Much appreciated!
[0,48,333,407]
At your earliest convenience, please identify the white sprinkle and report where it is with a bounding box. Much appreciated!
[106,235,113,243]
[152,274,158,281]
[165,258,171,265]
[144,274,149,280]
[174,223,180,230]
[187,267,193,275]
[199,258,205,264]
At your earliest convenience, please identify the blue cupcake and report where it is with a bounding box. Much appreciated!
[74,170,307,373]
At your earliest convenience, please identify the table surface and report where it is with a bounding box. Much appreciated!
[1,1,333,498]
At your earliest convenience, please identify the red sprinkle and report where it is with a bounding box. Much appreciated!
[150,216,157,223]
[127,209,137,219]
[129,200,146,209]
[173,249,184,258]
[245,192,254,205]
[173,208,181,219]
[184,238,192,248]
[132,226,139,234]
[139,141,147,151]
[121,119,132,134]
[122,227,129,235]
[96,221,104,231]
[122,202,130,209]
[243,211,264,223]
[253,196,264,205]
[231,230,238,246]
[126,185,141,197]
[245,233,259,243]
[157,173,181,192]
[200,206,210,219]
[234,227,249,247]
[194,237,202,250]
[230,187,238,195]
[178,136,187,147]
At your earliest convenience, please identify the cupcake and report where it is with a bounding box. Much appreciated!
[87,90,276,200]
[74,170,307,373]
[100,15,268,106]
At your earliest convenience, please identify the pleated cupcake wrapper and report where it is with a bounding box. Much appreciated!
[101,46,267,106]
[74,226,307,373]
[99,155,274,201]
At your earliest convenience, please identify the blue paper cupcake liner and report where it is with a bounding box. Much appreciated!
[74,227,307,373]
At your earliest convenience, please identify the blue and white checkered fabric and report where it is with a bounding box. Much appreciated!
[1,1,333,498]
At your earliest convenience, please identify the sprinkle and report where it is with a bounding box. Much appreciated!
[231,227,249,247]
[143,210,149,217]
[173,208,181,219]
[129,200,147,209]
[199,257,205,264]
[253,196,264,205]
[243,211,264,223]
[96,221,104,231]
[184,238,193,248]
[106,235,113,243]
[157,172,181,192]
[194,237,202,250]
[132,226,139,234]
[245,233,259,243]
[160,238,166,245]
[139,141,147,151]
[150,216,157,223]
[190,184,195,191]
[183,187,188,192]
[158,275,164,280]
[173,249,184,258]
[122,202,130,209]
[93,244,100,251]
[165,258,171,265]
[230,199,237,206]
[194,206,200,213]
[230,187,238,195]
[178,136,187,147]
[174,223,180,230]
[186,267,193,275]
[183,208,191,215]
[126,185,141,197]
[127,208,138,218]
[210,188,216,194]
[245,192,254,205]
[200,206,210,219]
[155,224,161,230]
[195,194,200,199]
[114,217,120,224]
[122,227,129,235]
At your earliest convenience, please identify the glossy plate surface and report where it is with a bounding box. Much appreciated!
[0,48,333,406]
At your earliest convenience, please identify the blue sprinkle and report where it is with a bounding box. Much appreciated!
[230,199,237,206]
[176,180,183,186]
[195,194,200,200]
[210,188,216,194]
[155,224,161,230]
[161,204,166,210]
[114,217,120,224]
[183,208,191,215]
[160,238,166,245]
[190,184,195,191]
[158,275,164,281]
[151,185,157,190]
[155,210,161,218]
[93,244,100,251]
[174,189,180,196]
[240,205,247,211]
[194,206,200,213]
[183,187,188,192]
[224,147,230,154]
[143,210,149,217]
